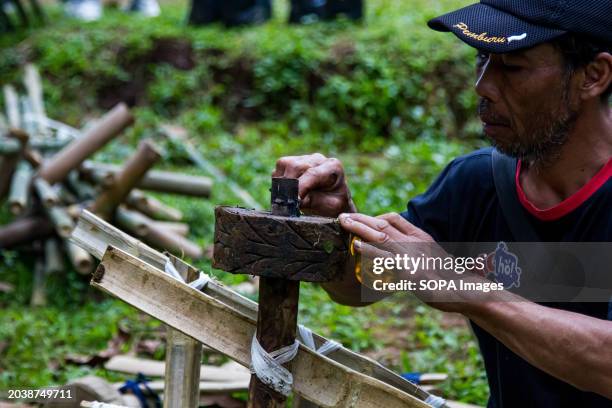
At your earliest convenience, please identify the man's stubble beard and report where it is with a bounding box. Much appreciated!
[482,77,580,167]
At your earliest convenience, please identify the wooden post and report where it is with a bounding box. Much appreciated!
[247,178,300,408]
[90,140,161,218]
[37,103,134,184]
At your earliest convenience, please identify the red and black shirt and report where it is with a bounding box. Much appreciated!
[401,147,612,407]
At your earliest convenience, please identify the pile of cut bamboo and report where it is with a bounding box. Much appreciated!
[0,65,212,304]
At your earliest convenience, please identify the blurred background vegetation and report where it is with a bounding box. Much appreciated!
[0,0,491,404]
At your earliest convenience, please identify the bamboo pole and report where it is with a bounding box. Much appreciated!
[23,64,46,136]
[82,162,212,197]
[30,256,47,306]
[0,137,21,154]
[164,328,202,408]
[44,238,65,275]
[33,177,60,207]
[65,241,94,275]
[125,190,183,222]
[85,168,116,189]
[37,103,134,184]
[0,216,53,249]
[90,140,161,218]
[23,148,43,168]
[66,171,96,201]
[3,85,20,128]
[115,207,203,259]
[48,206,75,238]
[115,206,149,236]
[8,160,33,215]
[152,221,189,237]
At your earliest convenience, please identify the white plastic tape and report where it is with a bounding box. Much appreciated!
[298,324,342,356]
[425,394,446,408]
[250,334,299,396]
[164,260,211,290]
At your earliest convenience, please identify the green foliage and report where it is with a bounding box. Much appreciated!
[1,0,478,149]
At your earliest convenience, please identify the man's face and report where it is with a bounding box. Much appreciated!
[475,43,581,164]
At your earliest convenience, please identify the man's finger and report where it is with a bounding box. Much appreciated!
[339,215,389,243]
[274,154,327,179]
[377,212,431,240]
[298,158,343,198]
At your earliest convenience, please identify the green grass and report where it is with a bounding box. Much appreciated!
[0,0,489,404]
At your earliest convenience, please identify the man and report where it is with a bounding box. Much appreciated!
[273,0,612,406]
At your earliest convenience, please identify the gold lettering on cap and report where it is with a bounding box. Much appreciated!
[452,22,507,44]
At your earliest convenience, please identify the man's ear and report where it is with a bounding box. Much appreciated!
[580,52,612,101]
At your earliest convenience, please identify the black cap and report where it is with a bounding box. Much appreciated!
[428,0,612,53]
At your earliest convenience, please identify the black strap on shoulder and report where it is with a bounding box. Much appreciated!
[491,149,540,242]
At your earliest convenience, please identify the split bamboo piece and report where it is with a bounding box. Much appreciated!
[90,140,161,218]
[93,247,431,408]
[71,210,446,407]
[37,103,134,184]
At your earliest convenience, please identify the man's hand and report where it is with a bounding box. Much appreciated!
[273,153,356,217]
[338,212,433,244]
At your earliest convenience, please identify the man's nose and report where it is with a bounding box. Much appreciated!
[475,58,501,103]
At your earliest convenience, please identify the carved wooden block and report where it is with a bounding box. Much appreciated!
[213,206,349,282]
